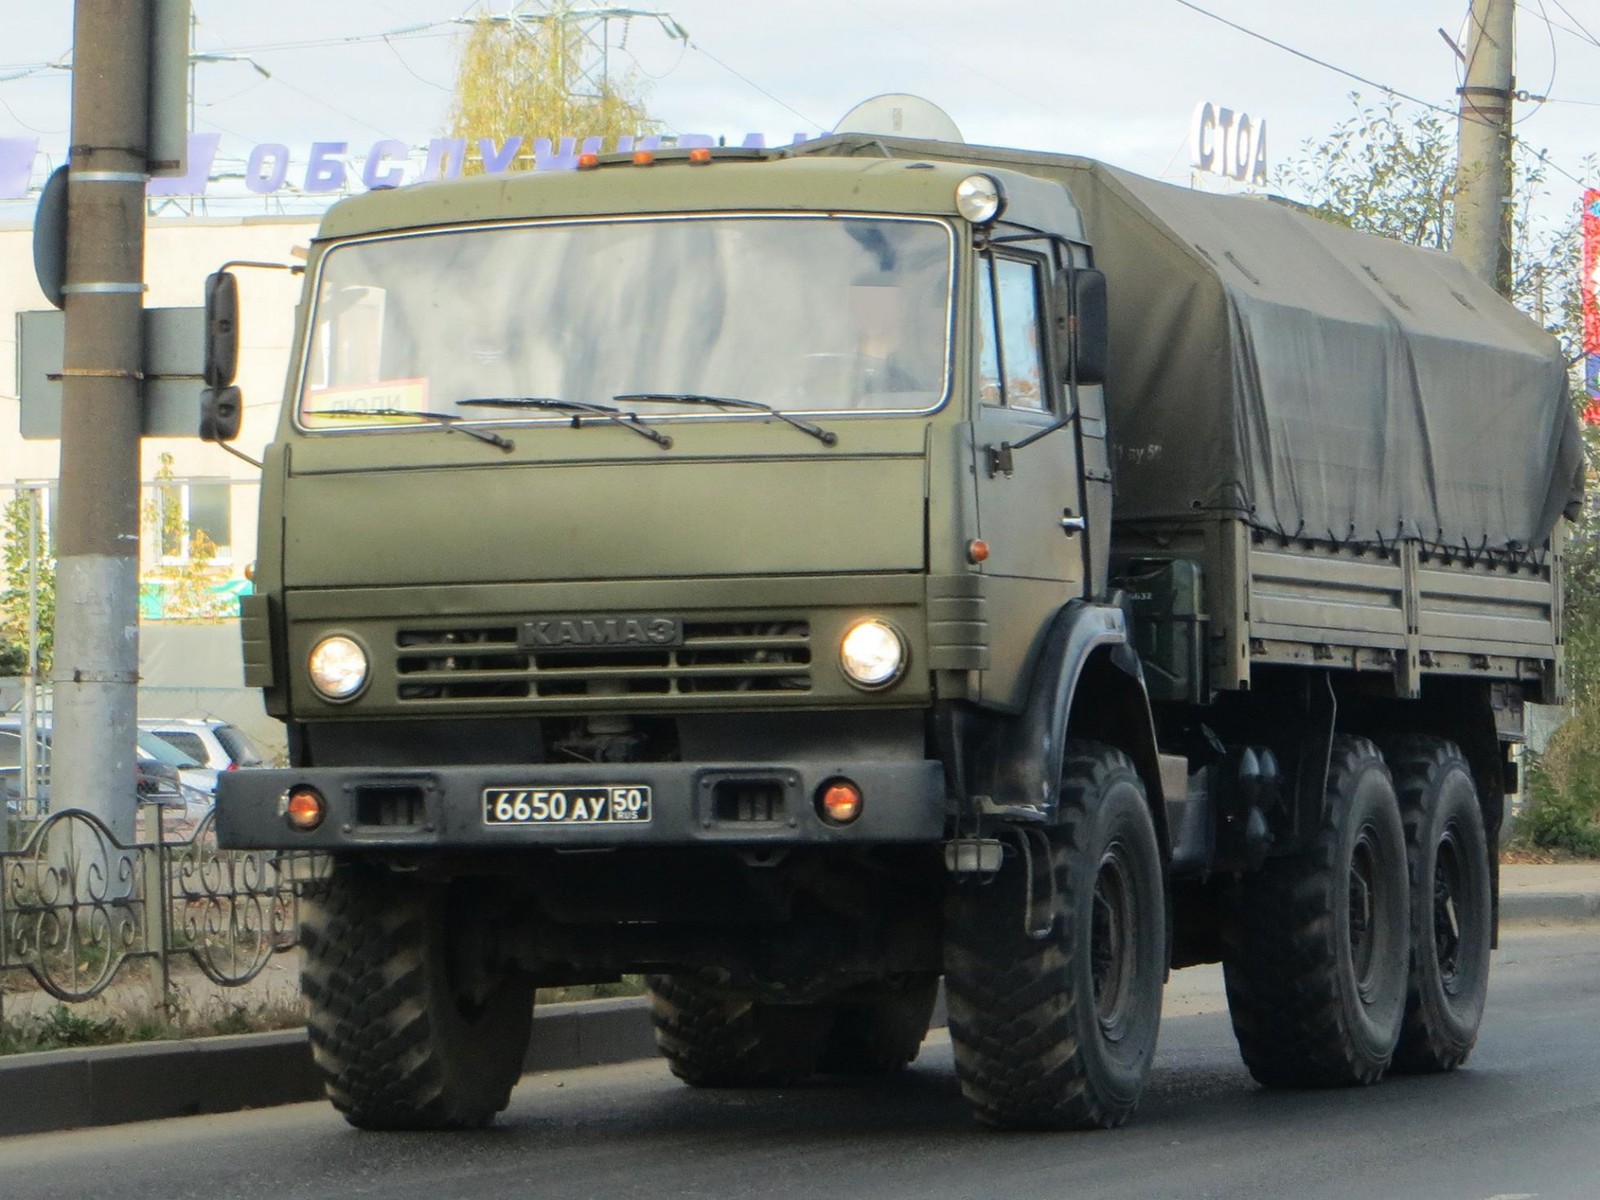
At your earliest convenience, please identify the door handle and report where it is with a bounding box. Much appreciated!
[1060,511,1086,536]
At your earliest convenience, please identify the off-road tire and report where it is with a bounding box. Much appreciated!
[1385,736,1491,1073]
[944,741,1166,1130]
[645,973,829,1087]
[816,974,940,1075]
[301,862,536,1130]
[1222,735,1408,1088]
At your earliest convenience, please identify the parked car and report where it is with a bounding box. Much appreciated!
[136,729,218,801]
[0,724,49,816]
[0,718,210,818]
[139,718,265,773]
[133,755,187,805]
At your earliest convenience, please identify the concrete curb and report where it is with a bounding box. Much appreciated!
[0,889,1586,1138]
[0,1029,323,1138]
[1500,890,1600,925]
[0,996,657,1139]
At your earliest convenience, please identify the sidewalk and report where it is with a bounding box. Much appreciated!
[1,862,1595,1139]
[1498,860,1600,924]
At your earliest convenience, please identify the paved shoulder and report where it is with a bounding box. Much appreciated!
[2,866,1593,1140]
[1499,862,1600,925]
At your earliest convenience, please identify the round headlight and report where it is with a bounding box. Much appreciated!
[308,635,369,701]
[955,174,1004,224]
[840,619,907,689]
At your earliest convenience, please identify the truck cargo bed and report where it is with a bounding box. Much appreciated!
[1117,519,1559,701]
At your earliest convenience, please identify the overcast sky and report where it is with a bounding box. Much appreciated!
[3,1,1598,227]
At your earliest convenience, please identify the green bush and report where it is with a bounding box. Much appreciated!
[0,996,307,1057]
[0,641,25,675]
[0,1006,122,1055]
[1517,701,1600,856]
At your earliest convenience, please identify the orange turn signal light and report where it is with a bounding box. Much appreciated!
[633,149,655,166]
[577,152,600,169]
[967,539,990,563]
[688,147,712,165]
[285,785,326,831]
[817,779,863,825]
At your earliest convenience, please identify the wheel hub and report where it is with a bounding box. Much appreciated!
[1434,823,1465,992]
[1091,843,1136,1039]
[1348,829,1379,998]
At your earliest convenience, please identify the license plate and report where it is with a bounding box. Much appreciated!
[482,785,652,826]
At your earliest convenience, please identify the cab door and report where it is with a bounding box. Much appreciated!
[970,246,1086,709]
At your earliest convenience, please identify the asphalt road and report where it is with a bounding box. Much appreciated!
[4,925,1597,1200]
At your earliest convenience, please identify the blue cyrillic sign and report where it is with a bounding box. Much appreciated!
[0,132,812,200]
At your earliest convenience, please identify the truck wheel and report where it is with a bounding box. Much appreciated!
[944,741,1166,1130]
[1222,735,1408,1088]
[816,974,940,1075]
[301,862,535,1130]
[645,973,828,1087]
[1386,737,1492,1073]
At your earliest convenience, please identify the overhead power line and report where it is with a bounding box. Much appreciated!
[1543,0,1600,48]
[193,22,458,57]
[0,22,459,84]
[684,40,821,130]
[1173,0,1592,189]
[1513,0,1559,126]
[1172,0,1457,118]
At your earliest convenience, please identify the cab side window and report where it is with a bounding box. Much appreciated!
[976,260,1003,404]
[976,254,1050,411]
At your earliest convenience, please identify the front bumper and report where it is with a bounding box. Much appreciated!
[216,758,947,851]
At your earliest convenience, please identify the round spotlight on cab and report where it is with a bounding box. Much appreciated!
[285,785,326,831]
[955,173,1005,225]
[308,634,369,701]
[840,618,907,690]
[817,778,863,825]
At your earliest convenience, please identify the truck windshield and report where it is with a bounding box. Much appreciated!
[297,215,953,430]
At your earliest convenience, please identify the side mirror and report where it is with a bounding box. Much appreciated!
[200,384,242,442]
[1071,267,1109,386]
[203,270,239,388]
[1054,267,1109,387]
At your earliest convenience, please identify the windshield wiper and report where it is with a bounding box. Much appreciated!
[615,393,838,447]
[310,407,514,452]
[457,397,673,450]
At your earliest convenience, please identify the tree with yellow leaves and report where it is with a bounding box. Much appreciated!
[141,454,234,623]
[447,3,663,174]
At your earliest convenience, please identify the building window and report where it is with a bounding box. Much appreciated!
[150,480,233,562]
[187,483,233,557]
[11,483,58,557]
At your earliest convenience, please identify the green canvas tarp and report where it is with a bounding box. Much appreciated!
[802,136,1584,557]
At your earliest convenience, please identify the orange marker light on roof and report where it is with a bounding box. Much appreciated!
[577,152,600,169]
[688,147,712,165]
[633,149,655,166]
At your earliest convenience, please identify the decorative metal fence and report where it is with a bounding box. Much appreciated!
[0,806,325,1023]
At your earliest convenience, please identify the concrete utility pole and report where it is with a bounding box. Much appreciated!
[1451,0,1515,296]
[52,0,151,842]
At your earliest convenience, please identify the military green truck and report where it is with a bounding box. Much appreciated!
[210,133,1582,1133]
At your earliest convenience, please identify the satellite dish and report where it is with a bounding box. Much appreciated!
[834,94,964,143]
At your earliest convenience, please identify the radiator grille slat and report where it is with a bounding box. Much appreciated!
[393,620,812,702]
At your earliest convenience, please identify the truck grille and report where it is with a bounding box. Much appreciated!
[394,621,812,702]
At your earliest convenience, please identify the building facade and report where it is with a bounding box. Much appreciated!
[1,215,320,752]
